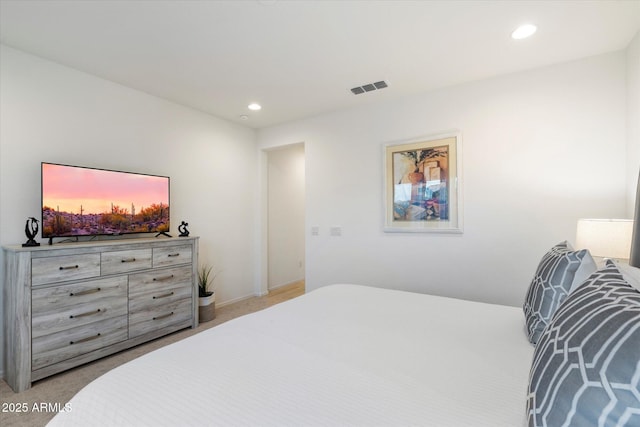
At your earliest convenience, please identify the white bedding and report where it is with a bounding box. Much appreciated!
[48,284,534,427]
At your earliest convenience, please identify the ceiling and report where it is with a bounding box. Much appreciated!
[1,1,639,129]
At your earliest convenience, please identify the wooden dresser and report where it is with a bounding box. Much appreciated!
[3,236,199,392]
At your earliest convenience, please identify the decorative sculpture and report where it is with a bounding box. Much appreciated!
[23,217,41,247]
[178,221,190,237]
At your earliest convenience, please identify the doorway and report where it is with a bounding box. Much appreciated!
[265,143,305,294]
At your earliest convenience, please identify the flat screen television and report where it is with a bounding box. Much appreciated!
[42,162,170,240]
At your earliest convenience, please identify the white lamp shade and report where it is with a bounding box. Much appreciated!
[576,219,633,259]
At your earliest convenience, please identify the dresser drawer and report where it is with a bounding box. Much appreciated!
[32,316,128,370]
[101,248,152,275]
[32,254,100,286]
[32,276,128,338]
[129,298,192,338]
[129,265,192,296]
[152,245,192,268]
[129,285,192,314]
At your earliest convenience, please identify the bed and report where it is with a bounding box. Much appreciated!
[47,284,534,427]
[46,239,640,427]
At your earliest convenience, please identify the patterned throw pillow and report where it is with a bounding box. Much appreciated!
[527,261,640,427]
[523,241,594,344]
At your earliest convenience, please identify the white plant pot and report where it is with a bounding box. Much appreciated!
[198,292,216,322]
[199,293,215,306]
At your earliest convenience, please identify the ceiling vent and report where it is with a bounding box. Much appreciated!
[350,80,388,95]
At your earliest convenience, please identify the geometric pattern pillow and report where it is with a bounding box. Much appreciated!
[526,260,640,427]
[523,241,592,344]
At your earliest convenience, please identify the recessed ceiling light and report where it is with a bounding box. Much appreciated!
[511,24,537,40]
[239,115,249,120]
[248,103,262,111]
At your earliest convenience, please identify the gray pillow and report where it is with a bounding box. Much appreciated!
[526,260,640,427]
[523,241,594,344]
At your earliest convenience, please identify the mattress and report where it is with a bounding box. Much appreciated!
[48,284,534,426]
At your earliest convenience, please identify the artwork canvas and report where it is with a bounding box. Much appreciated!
[384,133,462,233]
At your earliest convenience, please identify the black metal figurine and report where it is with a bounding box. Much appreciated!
[23,217,40,247]
[178,221,190,237]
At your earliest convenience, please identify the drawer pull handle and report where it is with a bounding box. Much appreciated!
[121,257,137,263]
[59,265,79,270]
[70,333,101,345]
[70,308,102,319]
[153,312,174,321]
[153,291,175,299]
[70,287,101,297]
[167,253,180,257]
[153,274,174,282]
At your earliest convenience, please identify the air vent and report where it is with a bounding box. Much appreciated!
[350,80,388,95]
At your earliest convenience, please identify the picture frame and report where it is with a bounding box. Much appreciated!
[383,131,462,233]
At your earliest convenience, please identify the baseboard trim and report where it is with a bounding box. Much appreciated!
[216,279,304,308]
[268,279,304,292]
[216,293,258,308]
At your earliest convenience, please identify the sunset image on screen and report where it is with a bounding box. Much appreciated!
[42,163,170,237]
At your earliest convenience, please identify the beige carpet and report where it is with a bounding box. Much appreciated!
[0,282,304,427]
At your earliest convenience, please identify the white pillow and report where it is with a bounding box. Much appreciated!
[570,250,597,291]
[613,260,640,291]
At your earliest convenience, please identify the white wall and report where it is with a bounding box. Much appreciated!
[1,41,635,379]
[627,31,640,217]
[267,143,305,289]
[259,52,628,308]
[0,45,259,375]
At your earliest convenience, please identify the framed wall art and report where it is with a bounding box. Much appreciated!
[383,132,462,233]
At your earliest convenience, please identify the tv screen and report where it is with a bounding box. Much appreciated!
[42,163,170,239]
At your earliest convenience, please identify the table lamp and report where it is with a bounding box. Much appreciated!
[576,218,633,261]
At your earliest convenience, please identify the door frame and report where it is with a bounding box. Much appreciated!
[258,142,306,296]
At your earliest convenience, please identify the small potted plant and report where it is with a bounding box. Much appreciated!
[402,150,428,184]
[198,265,218,322]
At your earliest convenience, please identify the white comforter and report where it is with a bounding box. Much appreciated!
[48,284,533,426]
